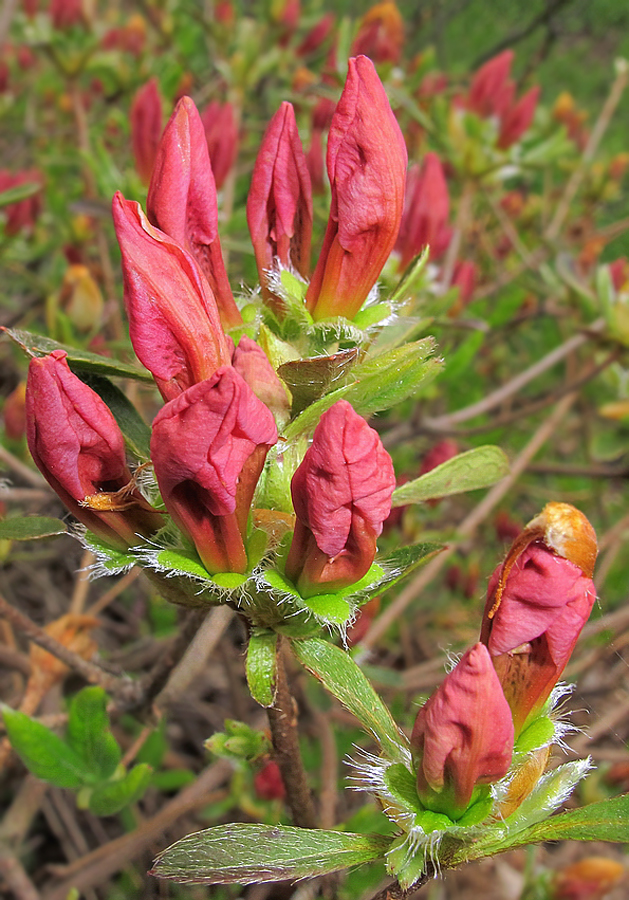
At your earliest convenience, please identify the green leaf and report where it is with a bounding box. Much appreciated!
[291,638,409,763]
[509,792,629,844]
[0,517,67,540]
[151,824,392,884]
[392,446,510,506]
[2,328,153,383]
[246,629,278,708]
[278,348,359,415]
[0,181,41,208]
[1,707,90,789]
[67,687,121,780]
[87,763,152,816]
[80,374,151,459]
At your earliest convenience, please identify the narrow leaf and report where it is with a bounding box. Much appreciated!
[0,517,67,540]
[502,792,629,847]
[292,638,409,763]
[392,446,510,506]
[88,763,152,816]
[2,707,89,789]
[246,629,278,708]
[0,182,41,208]
[152,824,391,884]
[67,687,121,780]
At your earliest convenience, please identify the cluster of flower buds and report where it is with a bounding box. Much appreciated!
[466,50,540,150]
[411,502,597,821]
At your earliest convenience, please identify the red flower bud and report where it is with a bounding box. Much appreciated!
[150,367,277,575]
[112,192,231,401]
[296,12,335,57]
[230,336,290,420]
[450,260,477,313]
[50,0,84,30]
[130,78,163,185]
[351,1,404,66]
[26,351,162,548]
[247,102,313,305]
[610,257,629,292]
[254,760,286,800]
[395,154,452,270]
[0,169,43,236]
[285,400,395,597]
[497,85,540,149]
[481,503,598,734]
[147,97,241,329]
[199,101,238,190]
[468,50,514,119]
[305,56,407,321]
[411,642,514,819]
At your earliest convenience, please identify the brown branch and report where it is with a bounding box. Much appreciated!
[366,870,434,900]
[0,843,41,900]
[267,636,317,829]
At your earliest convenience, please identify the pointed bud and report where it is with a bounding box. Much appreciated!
[468,50,514,118]
[296,12,335,57]
[112,192,231,401]
[231,336,291,420]
[497,85,540,149]
[247,102,313,306]
[285,400,395,597]
[130,78,163,185]
[351,1,404,66]
[305,56,407,321]
[150,367,277,575]
[396,153,451,270]
[26,350,162,548]
[146,97,241,329]
[411,642,514,819]
[450,260,477,314]
[552,858,625,900]
[200,100,239,190]
[481,502,598,734]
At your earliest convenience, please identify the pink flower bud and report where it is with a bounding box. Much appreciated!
[296,12,335,57]
[0,169,43,236]
[200,100,238,190]
[112,192,231,401]
[450,260,477,313]
[497,85,540,149]
[230,336,290,419]
[610,257,629,291]
[285,400,395,597]
[247,102,313,305]
[468,50,514,118]
[26,351,162,548]
[150,367,277,575]
[130,78,163,185]
[254,760,286,800]
[411,642,514,819]
[396,153,451,270]
[351,1,404,66]
[481,503,598,734]
[305,56,407,321]
[50,0,84,30]
[147,97,241,329]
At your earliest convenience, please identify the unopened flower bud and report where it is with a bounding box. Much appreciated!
[285,400,395,597]
[497,85,540,149]
[411,642,514,819]
[305,56,407,321]
[130,78,162,185]
[351,1,404,66]
[200,100,238,190]
[151,367,277,575]
[481,502,598,734]
[396,154,452,270]
[230,336,291,420]
[552,857,625,900]
[468,50,515,119]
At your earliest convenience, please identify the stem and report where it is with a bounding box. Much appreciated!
[367,871,433,900]
[266,636,317,829]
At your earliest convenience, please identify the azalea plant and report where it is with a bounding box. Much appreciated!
[2,2,629,899]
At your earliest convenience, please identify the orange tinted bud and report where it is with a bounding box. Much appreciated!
[3,382,26,441]
[608,152,629,181]
[351,1,404,66]
[553,858,625,900]
[59,264,104,332]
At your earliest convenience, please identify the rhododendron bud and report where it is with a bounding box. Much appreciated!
[230,336,290,420]
[200,101,238,191]
[254,761,286,800]
[481,502,598,734]
[112,192,231,401]
[450,260,477,314]
[50,0,84,30]
[247,102,313,304]
[351,1,404,66]
[468,50,514,118]
[130,78,162,185]
[396,154,451,271]
[147,97,241,329]
[411,642,514,819]
[552,858,625,900]
[497,85,540,149]
[285,400,396,597]
[0,169,43,236]
[26,350,162,548]
[610,257,629,292]
[305,56,407,321]
[3,382,26,441]
[151,367,277,575]
[296,12,335,57]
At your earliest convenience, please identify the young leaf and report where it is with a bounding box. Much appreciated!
[151,824,392,884]
[291,638,409,763]
[0,517,67,540]
[506,791,629,845]
[87,763,152,817]
[246,629,278,708]
[67,687,121,781]
[391,446,510,506]
[1,707,90,789]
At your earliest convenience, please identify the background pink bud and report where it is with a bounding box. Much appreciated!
[151,367,277,575]
[147,96,241,329]
[411,642,514,819]
[200,101,238,190]
[26,351,162,548]
[296,12,335,57]
[130,78,163,185]
[247,102,313,306]
[468,50,514,118]
[350,1,404,66]
[396,153,451,270]
[305,55,407,321]
[285,400,395,596]
[0,169,43,236]
[497,85,540,149]
[112,192,231,401]
[230,336,291,420]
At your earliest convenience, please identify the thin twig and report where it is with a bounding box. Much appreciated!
[0,843,41,900]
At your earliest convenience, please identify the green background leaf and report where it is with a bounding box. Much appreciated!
[0,517,67,540]
[392,446,510,506]
[67,687,121,781]
[87,763,152,816]
[2,707,90,789]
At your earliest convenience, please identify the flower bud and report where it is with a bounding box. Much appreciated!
[230,336,291,420]
[450,260,477,312]
[497,85,540,149]
[305,56,407,321]
[26,350,162,548]
[296,12,335,57]
[285,400,395,597]
[552,858,625,900]
[150,367,277,575]
[396,154,451,270]
[411,643,514,819]
[351,1,404,66]
[147,96,241,329]
[0,169,43,236]
[200,100,238,190]
[468,50,514,118]
[247,101,313,307]
[112,192,231,401]
[130,78,163,185]
[481,502,598,734]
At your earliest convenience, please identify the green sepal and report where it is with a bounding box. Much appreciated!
[87,763,152,817]
[204,720,270,764]
[515,716,556,754]
[352,302,392,330]
[66,687,121,780]
[392,446,510,506]
[246,629,278,708]
[1,707,91,789]
[0,517,67,541]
